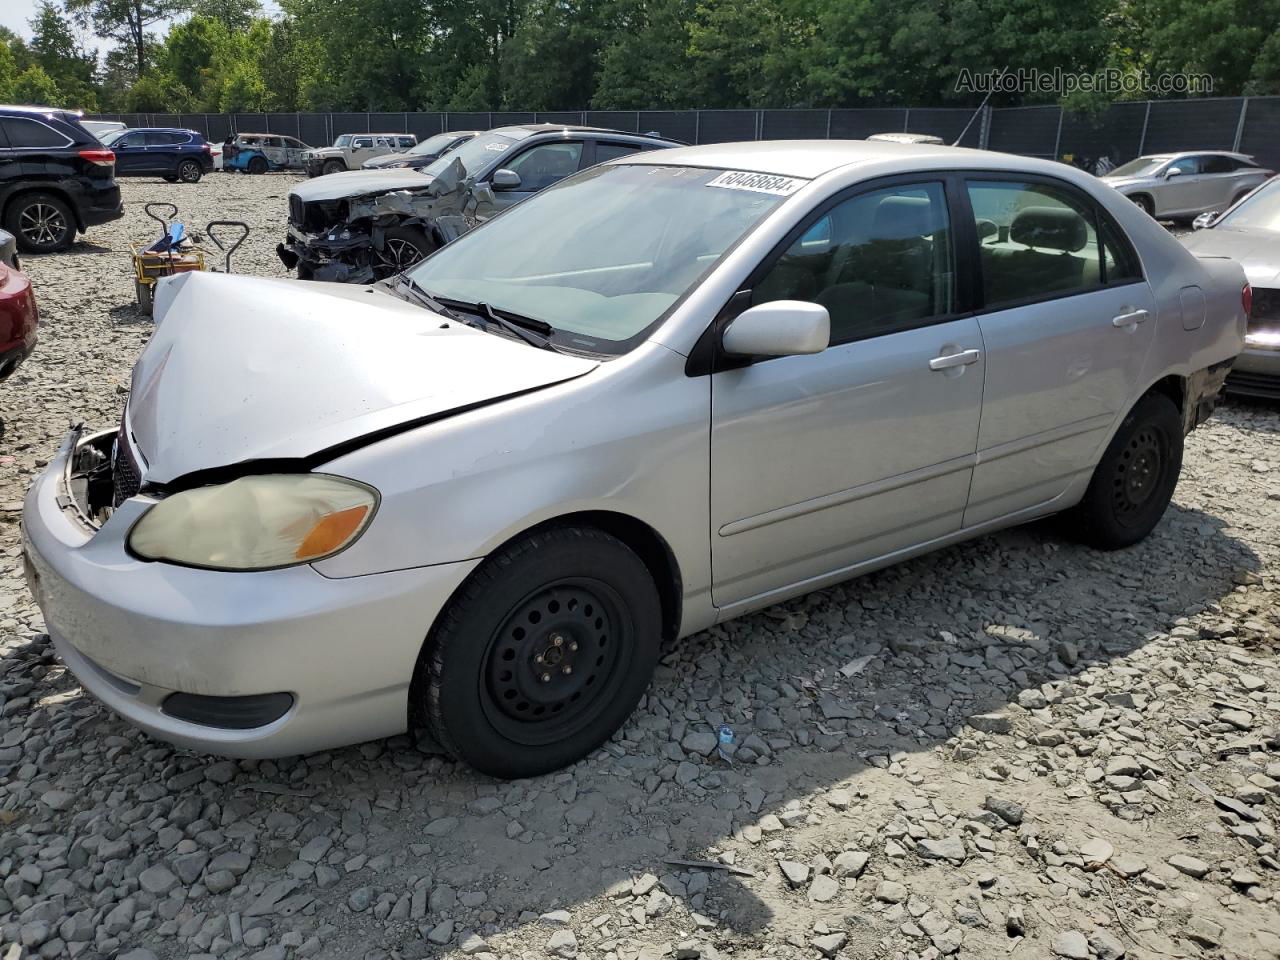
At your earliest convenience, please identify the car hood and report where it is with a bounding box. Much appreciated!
[1180,227,1280,287]
[1100,176,1152,190]
[290,168,433,201]
[362,153,417,169]
[132,272,598,484]
[304,147,342,158]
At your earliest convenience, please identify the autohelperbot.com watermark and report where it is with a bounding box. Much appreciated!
[956,67,1213,97]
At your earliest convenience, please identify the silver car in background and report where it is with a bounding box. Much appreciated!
[24,141,1244,779]
[1102,151,1273,220]
[1183,176,1280,397]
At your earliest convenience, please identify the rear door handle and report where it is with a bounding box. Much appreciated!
[929,349,981,371]
[1112,309,1150,327]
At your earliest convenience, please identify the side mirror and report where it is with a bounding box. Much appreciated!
[1164,167,1183,179]
[722,301,830,358]
[491,168,522,190]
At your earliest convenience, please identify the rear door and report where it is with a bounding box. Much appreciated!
[961,174,1156,526]
[143,131,180,173]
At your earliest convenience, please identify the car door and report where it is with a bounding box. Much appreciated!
[282,137,305,167]
[144,131,179,173]
[961,175,1156,527]
[487,139,585,215]
[349,136,376,166]
[110,131,148,173]
[261,136,287,166]
[1156,155,1215,215]
[709,178,985,609]
[1196,155,1244,212]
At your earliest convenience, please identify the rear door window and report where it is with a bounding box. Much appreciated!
[594,141,643,163]
[1201,155,1237,174]
[1,117,71,148]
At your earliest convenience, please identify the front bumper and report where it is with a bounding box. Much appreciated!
[22,429,479,757]
[278,227,377,283]
[1226,345,1280,399]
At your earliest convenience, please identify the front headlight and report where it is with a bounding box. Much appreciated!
[129,474,378,571]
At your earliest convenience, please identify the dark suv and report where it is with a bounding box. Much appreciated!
[0,104,123,253]
[102,127,215,183]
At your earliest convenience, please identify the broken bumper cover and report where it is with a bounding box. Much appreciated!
[22,430,479,758]
[278,228,377,283]
[1225,345,1280,399]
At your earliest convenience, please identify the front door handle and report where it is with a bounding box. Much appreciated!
[1112,308,1150,327]
[929,349,981,371]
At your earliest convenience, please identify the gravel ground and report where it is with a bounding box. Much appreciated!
[1,173,1279,960]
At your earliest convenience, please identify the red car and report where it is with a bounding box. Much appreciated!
[0,228,37,380]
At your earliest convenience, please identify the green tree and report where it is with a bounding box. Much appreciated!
[30,2,99,109]
[66,0,189,77]
[13,64,63,104]
[188,0,262,29]
[593,0,697,109]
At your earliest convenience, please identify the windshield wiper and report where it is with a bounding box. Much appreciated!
[436,296,557,350]
[384,274,467,324]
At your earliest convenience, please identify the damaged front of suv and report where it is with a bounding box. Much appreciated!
[277,158,485,283]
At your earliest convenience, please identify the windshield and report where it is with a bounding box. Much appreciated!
[407,163,797,354]
[1108,156,1169,178]
[422,132,518,178]
[1216,177,1280,231]
[334,135,352,148]
[408,133,459,157]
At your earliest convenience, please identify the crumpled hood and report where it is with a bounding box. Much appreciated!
[1180,227,1280,287]
[290,169,433,202]
[131,272,597,484]
[362,153,419,169]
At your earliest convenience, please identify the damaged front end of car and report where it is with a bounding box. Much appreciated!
[277,159,486,283]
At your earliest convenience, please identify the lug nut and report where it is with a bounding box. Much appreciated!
[535,654,543,664]
[568,641,578,651]
[552,635,563,647]
[562,665,572,675]
[541,672,551,683]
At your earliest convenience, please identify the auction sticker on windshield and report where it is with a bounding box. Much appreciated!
[706,171,808,196]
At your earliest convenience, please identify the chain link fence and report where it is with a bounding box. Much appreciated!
[88,96,1280,171]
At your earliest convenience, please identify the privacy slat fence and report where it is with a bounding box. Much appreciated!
[86,97,1280,172]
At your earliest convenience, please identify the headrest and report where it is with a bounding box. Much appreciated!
[1010,206,1087,252]
[871,195,941,241]
[975,218,998,241]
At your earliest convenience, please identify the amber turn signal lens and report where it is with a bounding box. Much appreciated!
[295,505,371,560]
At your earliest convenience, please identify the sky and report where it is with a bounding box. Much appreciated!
[2,0,281,43]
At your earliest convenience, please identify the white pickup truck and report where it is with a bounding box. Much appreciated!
[302,133,418,177]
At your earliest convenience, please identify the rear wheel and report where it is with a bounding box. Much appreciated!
[135,280,153,315]
[247,156,268,175]
[416,525,662,778]
[177,159,203,183]
[6,192,74,253]
[322,159,345,176]
[373,226,435,278]
[1065,392,1182,549]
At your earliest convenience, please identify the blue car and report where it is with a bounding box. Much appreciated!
[101,128,214,183]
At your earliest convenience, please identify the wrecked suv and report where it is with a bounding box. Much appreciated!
[277,124,681,282]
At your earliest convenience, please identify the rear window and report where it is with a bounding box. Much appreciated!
[0,116,72,148]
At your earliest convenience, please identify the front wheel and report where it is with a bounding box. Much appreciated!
[416,525,662,778]
[1131,194,1155,217]
[373,226,434,278]
[322,159,345,176]
[1065,392,1183,549]
[177,159,203,183]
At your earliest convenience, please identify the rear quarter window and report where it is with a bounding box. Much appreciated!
[1,117,71,148]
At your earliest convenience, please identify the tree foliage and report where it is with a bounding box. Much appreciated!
[0,0,1275,114]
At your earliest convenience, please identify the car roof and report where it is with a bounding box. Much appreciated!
[120,127,198,134]
[0,104,83,117]
[1144,150,1252,160]
[622,139,997,179]
[494,123,680,143]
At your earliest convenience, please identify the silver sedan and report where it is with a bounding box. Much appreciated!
[1101,150,1273,220]
[24,141,1245,778]
[1182,176,1280,397]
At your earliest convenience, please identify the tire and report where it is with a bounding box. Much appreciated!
[322,159,345,176]
[247,156,268,175]
[416,525,663,778]
[1131,194,1155,217]
[1066,392,1183,550]
[373,225,435,278]
[177,159,203,183]
[5,192,74,253]
[135,280,153,315]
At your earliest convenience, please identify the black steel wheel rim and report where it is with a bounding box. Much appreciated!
[19,203,67,247]
[1113,425,1164,520]
[480,578,630,746]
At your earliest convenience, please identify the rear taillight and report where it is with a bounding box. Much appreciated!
[1243,283,1253,320]
[78,148,115,166]
[202,143,212,154]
